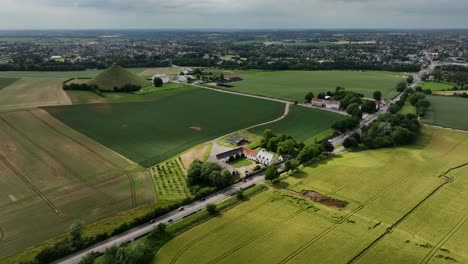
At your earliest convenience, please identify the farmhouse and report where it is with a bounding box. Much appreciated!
[227,134,250,146]
[311,98,340,110]
[215,147,275,165]
[152,73,169,83]
[176,75,196,83]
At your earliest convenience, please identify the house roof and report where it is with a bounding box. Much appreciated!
[312,98,323,103]
[257,149,274,161]
[227,134,248,145]
[215,147,243,160]
[326,100,340,105]
[242,147,258,157]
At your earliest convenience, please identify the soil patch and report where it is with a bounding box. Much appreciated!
[301,190,348,209]
[190,126,202,131]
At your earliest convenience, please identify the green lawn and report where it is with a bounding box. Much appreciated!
[421,81,457,91]
[45,88,285,167]
[398,100,417,115]
[228,70,404,101]
[228,158,254,168]
[422,95,468,131]
[249,105,345,143]
[0,77,18,90]
[0,68,146,79]
[156,126,468,264]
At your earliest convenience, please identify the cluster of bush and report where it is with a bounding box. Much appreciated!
[388,88,412,114]
[260,129,305,157]
[407,90,431,117]
[112,84,142,92]
[332,117,361,133]
[359,113,421,149]
[186,161,234,195]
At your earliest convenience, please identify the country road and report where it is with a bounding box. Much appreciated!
[55,66,429,264]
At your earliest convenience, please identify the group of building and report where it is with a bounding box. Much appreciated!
[310,98,341,110]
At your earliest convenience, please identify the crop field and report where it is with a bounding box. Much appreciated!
[422,96,468,131]
[0,78,71,111]
[0,77,18,90]
[0,68,146,79]
[433,90,468,95]
[0,109,155,258]
[155,126,468,264]
[151,158,191,204]
[249,105,346,143]
[141,67,183,78]
[227,70,405,101]
[422,81,457,91]
[45,88,285,167]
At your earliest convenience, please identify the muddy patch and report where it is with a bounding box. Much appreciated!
[8,194,17,202]
[189,126,202,131]
[301,190,348,209]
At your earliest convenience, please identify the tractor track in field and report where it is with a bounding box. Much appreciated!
[278,162,430,264]
[419,165,468,264]
[347,163,468,264]
[0,195,132,246]
[169,200,271,264]
[0,154,64,217]
[207,209,305,264]
[0,116,114,201]
[0,227,4,242]
[28,110,137,207]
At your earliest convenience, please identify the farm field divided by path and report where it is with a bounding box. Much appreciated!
[0,68,146,79]
[45,88,286,167]
[249,105,345,143]
[227,70,405,101]
[0,78,71,111]
[0,109,155,259]
[155,126,468,264]
[0,78,19,90]
[422,96,468,131]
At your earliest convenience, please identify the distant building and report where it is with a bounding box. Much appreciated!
[311,98,340,110]
[183,68,194,75]
[176,75,196,83]
[50,55,63,61]
[257,149,275,165]
[152,73,169,83]
[215,147,274,165]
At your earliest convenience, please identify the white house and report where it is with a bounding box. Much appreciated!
[325,100,340,110]
[152,73,169,83]
[176,75,196,83]
[183,68,194,75]
[256,149,275,165]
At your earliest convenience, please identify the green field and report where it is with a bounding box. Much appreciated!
[422,96,468,131]
[227,70,405,102]
[228,158,254,168]
[0,68,146,79]
[0,109,155,259]
[249,105,345,143]
[398,100,417,115]
[0,77,18,90]
[422,81,457,91]
[45,88,285,167]
[89,65,151,91]
[156,126,468,264]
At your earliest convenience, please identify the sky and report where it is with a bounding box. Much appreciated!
[1,0,467,29]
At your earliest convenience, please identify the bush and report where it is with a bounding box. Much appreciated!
[206,204,218,215]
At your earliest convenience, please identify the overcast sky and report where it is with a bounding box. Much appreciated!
[1,0,467,29]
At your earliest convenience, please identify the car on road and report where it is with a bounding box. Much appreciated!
[168,219,173,223]
[178,207,184,211]
[149,219,156,224]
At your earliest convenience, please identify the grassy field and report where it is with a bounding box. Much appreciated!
[45,88,285,167]
[421,81,457,91]
[155,126,468,264]
[0,77,18,90]
[0,68,146,79]
[89,65,151,91]
[228,158,254,168]
[141,67,183,79]
[422,96,468,131]
[227,70,404,101]
[398,100,417,115]
[433,90,468,95]
[0,78,71,111]
[249,105,345,143]
[0,109,155,259]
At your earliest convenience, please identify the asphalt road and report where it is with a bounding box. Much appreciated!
[54,171,270,264]
[55,65,432,263]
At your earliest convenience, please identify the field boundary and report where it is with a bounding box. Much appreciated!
[28,110,138,206]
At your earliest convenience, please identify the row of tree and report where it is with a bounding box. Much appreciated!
[186,161,234,195]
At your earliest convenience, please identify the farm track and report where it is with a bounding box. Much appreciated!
[347,163,468,264]
[169,200,271,264]
[0,154,64,217]
[0,116,114,201]
[28,110,137,206]
[0,227,4,242]
[207,209,305,264]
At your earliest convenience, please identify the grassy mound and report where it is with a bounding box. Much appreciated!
[89,64,151,91]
